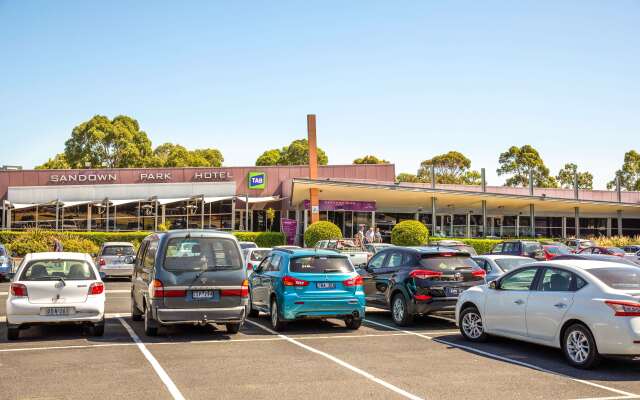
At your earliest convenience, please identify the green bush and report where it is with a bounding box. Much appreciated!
[233,231,286,247]
[391,220,429,246]
[60,237,100,255]
[304,221,343,247]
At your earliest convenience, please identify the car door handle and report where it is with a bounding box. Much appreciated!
[514,299,525,305]
[554,303,567,309]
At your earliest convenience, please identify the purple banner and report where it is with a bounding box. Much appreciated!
[280,218,298,245]
[303,200,376,212]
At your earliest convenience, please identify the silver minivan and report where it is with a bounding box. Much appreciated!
[131,230,247,336]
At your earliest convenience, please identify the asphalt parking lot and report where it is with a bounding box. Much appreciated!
[1,280,639,400]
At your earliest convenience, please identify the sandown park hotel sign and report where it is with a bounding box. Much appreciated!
[49,173,118,183]
[46,169,235,185]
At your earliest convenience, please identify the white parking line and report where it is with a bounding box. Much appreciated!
[117,315,186,400]
[246,319,425,400]
[364,318,639,400]
[0,289,130,296]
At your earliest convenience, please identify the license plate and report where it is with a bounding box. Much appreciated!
[445,287,464,297]
[43,307,72,316]
[191,290,215,300]
[317,282,336,289]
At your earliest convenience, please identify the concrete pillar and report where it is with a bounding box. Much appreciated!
[617,210,623,236]
[529,171,534,196]
[307,114,320,224]
[87,203,92,232]
[481,168,486,192]
[55,201,60,230]
[113,204,117,231]
[154,200,158,232]
[431,197,437,236]
[530,204,535,237]
[372,211,376,228]
[201,197,205,228]
[231,198,236,231]
[574,207,580,238]
[245,195,250,232]
[35,205,39,228]
[606,218,612,237]
[481,200,487,237]
[449,214,454,237]
[466,212,471,238]
[561,216,567,239]
[516,215,520,238]
[303,209,309,232]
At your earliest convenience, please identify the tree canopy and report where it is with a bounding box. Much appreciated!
[556,163,593,190]
[152,143,223,167]
[417,151,482,185]
[496,145,558,188]
[255,138,328,166]
[396,173,421,183]
[353,155,389,165]
[607,150,640,191]
[35,153,70,169]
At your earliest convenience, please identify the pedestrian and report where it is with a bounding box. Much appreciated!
[354,225,365,248]
[365,227,375,244]
[53,238,63,252]
[374,227,383,243]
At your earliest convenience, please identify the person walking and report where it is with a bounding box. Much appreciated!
[374,227,383,243]
[53,238,63,252]
[365,227,375,244]
[355,225,365,248]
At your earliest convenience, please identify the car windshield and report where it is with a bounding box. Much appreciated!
[495,258,532,272]
[249,250,270,262]
[289,256,354,274]
[418,255,478,271]
[608,247,625,255]
[102,246,135,256]
[240,242,257,250]
[588,267,640,290]
[164,237,242,271]
[20,260,95,281]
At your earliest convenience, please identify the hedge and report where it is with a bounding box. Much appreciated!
[304,221,343,248]
[391,220,429,246]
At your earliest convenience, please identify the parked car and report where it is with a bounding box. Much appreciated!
[430,240,478,256]
[314,239,370,268]
[623,245,640,255]
[553,253,640,266]
[364,243,393,255]
[248,248,365,331]
[542,245,572,260]
[0,244,14,281]
[360,246,486,326]
[242,247,271,276]
[6,252,105,340]
[491,240,545,260]
[96,242,136,278]
[456,259,640,369]
[239,241,258,250]
[565,239,595,252]
[577,246,625,257]
[472,255,533,282]
[131,230,247,336]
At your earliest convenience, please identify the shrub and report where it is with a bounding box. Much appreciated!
[391,221,429,246]
[304,221,343,247]
[60,237,99,255]
[232,231,286,247]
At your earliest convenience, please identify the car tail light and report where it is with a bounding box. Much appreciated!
[98,258,106,267]
[471,269,486,278]
[247,262,253,271]
[605,300,640,317]
[88,282,104,295]
[221,280,250,298]
[150,279,186,298]
[10,283,27,297]
[440,253,454,257]
[343,276,363,287]
[414,294,432,301]
[282,276,309,287]
[409,269,443,279]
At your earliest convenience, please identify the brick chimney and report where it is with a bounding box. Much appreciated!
[307,114,320,224]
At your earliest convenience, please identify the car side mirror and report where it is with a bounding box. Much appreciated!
[489,280,499,290]
[99,271,106,280]
[91,253,97,258]
[8,272,15,280]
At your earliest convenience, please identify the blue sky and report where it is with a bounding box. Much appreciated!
[1,1,638,188]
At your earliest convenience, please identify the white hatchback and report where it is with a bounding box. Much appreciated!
[6,252,106,340]
[456,260,640,369]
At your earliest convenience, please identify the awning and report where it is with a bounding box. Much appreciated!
[236,196,283,204]
[203,196,234,204]
[61,200,92,208]
[11,203,38,210]
[108,199,144,206]
[156,197,191,206]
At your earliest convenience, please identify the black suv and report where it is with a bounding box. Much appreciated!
[490,240,544,260]
[358,247,486,326]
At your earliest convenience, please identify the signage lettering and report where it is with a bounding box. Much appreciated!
[248,172,266,190]
[140,173,172,181]
[193,171,233,181]
[49,173,117,184]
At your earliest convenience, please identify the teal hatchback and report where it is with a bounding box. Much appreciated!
[248,249,365,331]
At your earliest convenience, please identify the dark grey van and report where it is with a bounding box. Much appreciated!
[131,230,247,336]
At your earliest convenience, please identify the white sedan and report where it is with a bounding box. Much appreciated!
[472,255,534,282]
[6,252,106,340]
[456,259,640,369]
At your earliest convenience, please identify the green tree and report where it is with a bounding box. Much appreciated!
[396,173,421,183]
[153,143,223,167]
[497,145,558,188]
[556,163,593,190]
[607,150,640,191]
[417,151,482,184]
[353,155,389,164]
[36,153,70,169]
[255,139,328,166]
[62,115,155,168]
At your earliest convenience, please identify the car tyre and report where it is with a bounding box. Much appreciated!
[144,304,158,337]
[131,294,143,321]
[562,323,601,369]
[270,298,287,331]
[391,293,414,326]
[459,306,488,342]
[344,317,362,330]
[92,318,105,337]
[248,292,260,318]
[226,323,241,334]
[7,323,19,340]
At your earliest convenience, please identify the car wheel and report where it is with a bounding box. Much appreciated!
[562,323,601,369]
[92,318,105,337]
[226,323,241,334]
[7,323,19,340]
[270,298,287,331]
[144,304,158,337]
[459,306,488,342]
[248,292,260,318]
[344,317,362,330]
[391,293,414,326]
[131,294,143,321]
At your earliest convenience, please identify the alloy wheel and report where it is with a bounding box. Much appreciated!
[392,297,405,322]
[271,301,278,328]
[462,311,483,339]
[566,330,590,364]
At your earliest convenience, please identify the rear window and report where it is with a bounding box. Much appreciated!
[164,237,242,271]
[289,256,354,274]
[523,242,541,252]
[418,255,478,271]
[495,258,533,272]
[608,247,625,255]
[20,260,95,281]
[249,250,270,262]
[545,246,571,255]
[102,246,135,256]
[588,267,640,290]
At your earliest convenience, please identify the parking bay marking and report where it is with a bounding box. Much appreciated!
[117,315,186,400]
[364,318,639,400]
[245,319,426,400]
[0,290,130,296]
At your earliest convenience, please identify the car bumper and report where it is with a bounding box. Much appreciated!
[6,297,105,325]
[410,297,458,315]
[592,316,640,356]
[100,265,133,276]
[282,294,366,320]
[154,306,246,325]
